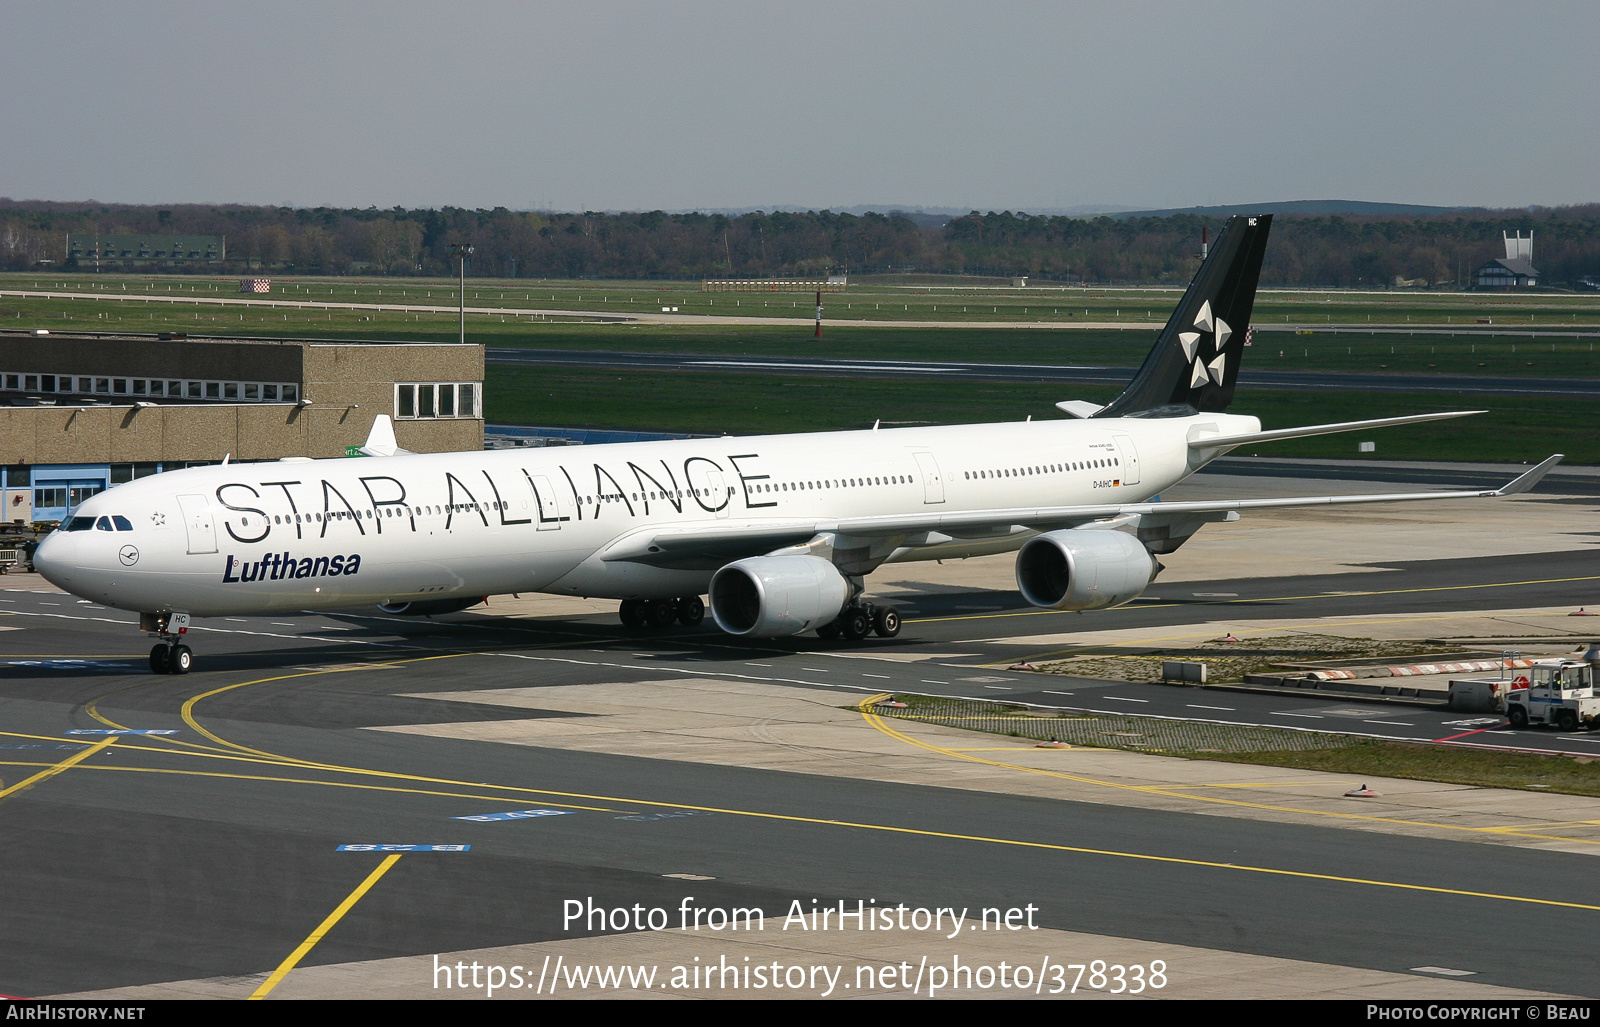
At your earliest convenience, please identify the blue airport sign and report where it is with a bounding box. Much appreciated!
[451,809,573,822]
[64,729,180,735]
[336,844,471,852]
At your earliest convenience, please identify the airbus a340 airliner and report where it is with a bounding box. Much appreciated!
[33,215,1559,673]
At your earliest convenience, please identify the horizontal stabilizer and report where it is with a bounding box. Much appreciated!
[1187,410,1485,450]
[1056,400,1106,419]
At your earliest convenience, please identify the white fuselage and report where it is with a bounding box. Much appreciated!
[32,412,1259,617]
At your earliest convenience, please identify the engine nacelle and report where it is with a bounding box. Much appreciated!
[377,596,486,617]
[1015,529,1155,611]
[709,555,850,637]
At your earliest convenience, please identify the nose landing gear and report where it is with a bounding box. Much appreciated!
[141,611,195,674]
[149,642,194,675]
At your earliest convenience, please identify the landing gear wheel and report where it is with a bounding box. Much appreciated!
[1557,709,1578,732]
[646,599,679,629]
[1508,705,1529,729]
[149,644,170,674]
[872,606,902,638]
[168,644,193,675]
[816,621,840,640]
[676,595,705,627]
[841,608,872,641]
[618,599,645,629]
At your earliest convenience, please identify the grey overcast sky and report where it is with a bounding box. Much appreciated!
[3,0,1596,212]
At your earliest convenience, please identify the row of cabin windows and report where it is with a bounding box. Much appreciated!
[2,372,297,402]
[753,475,909,493]
[963,457,1117,480]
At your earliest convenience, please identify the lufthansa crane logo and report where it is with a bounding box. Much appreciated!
[118,545,140,566]
[1179,299,1232,389]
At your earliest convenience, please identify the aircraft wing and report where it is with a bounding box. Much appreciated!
[603,454,1563,565]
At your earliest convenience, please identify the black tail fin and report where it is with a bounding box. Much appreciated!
[1096,214,1272,417]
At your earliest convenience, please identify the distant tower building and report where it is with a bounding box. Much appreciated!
[1475,230,1538,288]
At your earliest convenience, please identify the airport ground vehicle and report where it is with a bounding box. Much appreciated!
[1505,661,1600,731]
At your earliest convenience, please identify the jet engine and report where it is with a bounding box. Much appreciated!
[1014,529,1155,611]
[377,597,487,617]
[709,555,850,637]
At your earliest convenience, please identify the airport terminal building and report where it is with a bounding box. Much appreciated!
[0,330,483,524]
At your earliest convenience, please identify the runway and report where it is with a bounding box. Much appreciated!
[486,346,1600,399]
[4,568,1600,996]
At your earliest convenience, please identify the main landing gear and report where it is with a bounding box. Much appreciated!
[816,601,901,642]
[149,641,194,675]
[618,596,705,630]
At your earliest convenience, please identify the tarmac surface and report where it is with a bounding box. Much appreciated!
[3,464,1600,1000]
[485,346,1600,400]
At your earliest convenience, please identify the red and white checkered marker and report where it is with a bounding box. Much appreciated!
[1344,784,1381,797]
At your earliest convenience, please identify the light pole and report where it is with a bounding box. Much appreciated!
[448,243,474,345]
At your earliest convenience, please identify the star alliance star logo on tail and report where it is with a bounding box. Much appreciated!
[1179,299,1232,390]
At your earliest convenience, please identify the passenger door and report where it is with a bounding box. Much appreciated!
[177,494,217,554]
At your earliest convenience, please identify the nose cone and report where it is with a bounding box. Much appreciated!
[31,532,74,590]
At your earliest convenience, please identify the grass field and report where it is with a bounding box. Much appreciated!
[6,270,1600,327]
[484,366,1600,463]
[873,694,1600,797]
[5,288,1600,379]
[6,275,1599,462]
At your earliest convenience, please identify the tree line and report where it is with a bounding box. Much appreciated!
[0,199,1595,288]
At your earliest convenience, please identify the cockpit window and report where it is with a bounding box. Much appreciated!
[64,517,95,532]
[112,516,133,531]
[95,517,114,531]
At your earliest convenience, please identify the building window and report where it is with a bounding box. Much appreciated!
[205,382,220,399]
[395,382,482,419]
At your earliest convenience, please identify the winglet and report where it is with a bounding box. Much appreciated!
[1495,454,1563,495]
[358,414,410,457]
